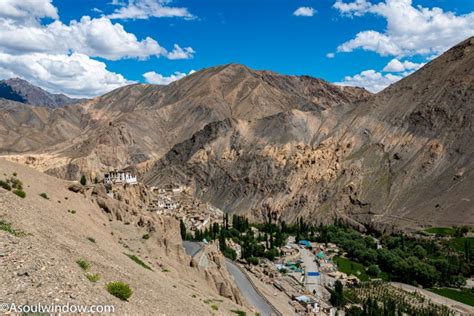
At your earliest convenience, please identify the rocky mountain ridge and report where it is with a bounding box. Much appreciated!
[143,37,474,231]
[0,63,371,182]
[0,78,84,108]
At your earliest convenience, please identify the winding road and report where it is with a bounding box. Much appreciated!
[182,241,277,316]
[224,259,278,316]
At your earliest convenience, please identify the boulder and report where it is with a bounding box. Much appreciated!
[92,184,107,197]
[67,183,84,193]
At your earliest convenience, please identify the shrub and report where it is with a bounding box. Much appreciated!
[12,172,17,177]
[10,177,22,190]
[211,304,218,311]
[86,273,101,282]
[13,190,26,198]
[142,234,150,240]
[0,220,27,237]
[39,192,49,199]
[0,180,11,191]
[87,237,96,243]
[231,310,247,316]
[222,247,237,260]
[247,256,259,265]
[80,175,87,186]
[76,259,91,271]
[125,253,153,271]
[106,281,132,301]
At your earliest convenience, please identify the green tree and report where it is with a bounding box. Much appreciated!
[180,219,187,240]
[455,226,469,237]
[219,229,226,252]
[330,280,345,307]
[224,213,229,230]
[264,248,279,261]
[413,245,427,259]
[465,239,471,262]
[367,264,381,277]
[212,222,220,239]
[80,175,87,186]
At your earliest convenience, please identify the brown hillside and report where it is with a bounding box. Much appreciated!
[0,158,249,315]
[0,64,370,181]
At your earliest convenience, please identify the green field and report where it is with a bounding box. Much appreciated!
[429,288,474,306]
[334,256,369,281]
[424,227,456,236]
[448,237,474,253]
[334,256,390,282]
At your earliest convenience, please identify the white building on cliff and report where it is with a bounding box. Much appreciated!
[104,169,137,185]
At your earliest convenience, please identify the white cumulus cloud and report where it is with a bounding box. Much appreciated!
[333,0,371,17]
[0,16,195,61]
[0,0,58,23]
[383,58,424,72]
[107,0,195,20]
[166,44,195,60]
[333,0,474,57]
[336,69,403,92]
[0,53,133,98]
[143,70,195,85]
[293,7,316,17]
[0,0,196,97]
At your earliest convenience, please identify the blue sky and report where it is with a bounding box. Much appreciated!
[0,0,472,97]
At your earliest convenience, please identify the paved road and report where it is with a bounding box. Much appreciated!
[182,241,276,316]
[391,282,474,315]
[225,260,277,316]
[300,247,319,293]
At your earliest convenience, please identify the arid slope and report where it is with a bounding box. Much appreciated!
[0,158,249,315]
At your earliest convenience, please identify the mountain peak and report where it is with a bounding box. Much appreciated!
[0,78,84,108]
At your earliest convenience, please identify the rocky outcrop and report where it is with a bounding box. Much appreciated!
[200,244,246,306]
[67,183,84,193]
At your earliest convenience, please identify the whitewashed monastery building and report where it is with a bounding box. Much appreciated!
[104,170,138,185]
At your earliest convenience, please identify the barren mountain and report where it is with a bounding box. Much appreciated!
[0,78,84,108]
[0,98,89,153]
[144,37,474,231]
[0,64,370,180]
[1,38,472,231]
